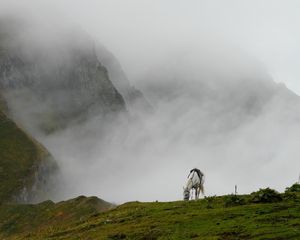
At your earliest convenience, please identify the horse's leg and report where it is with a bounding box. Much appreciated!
[192,189,195,200]
[195,188,198,200]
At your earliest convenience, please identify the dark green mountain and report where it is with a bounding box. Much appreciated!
[0,94,57,204]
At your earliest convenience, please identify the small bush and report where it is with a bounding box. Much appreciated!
[250,188,282,203]
[283,191,297,201]
[224,194,245,207]
[285,183,300,193]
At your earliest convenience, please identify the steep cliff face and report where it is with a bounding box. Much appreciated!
[0,20,126,135]
[0,95,57,203]
[96,44,151,113]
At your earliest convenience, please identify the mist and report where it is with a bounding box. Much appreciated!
[1,1,300,203]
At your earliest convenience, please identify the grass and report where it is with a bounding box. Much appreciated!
[0,191,299,239]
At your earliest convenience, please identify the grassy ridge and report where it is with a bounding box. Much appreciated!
[0,191,299,239]
[0,196,114,239]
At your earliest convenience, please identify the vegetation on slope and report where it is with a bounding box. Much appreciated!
[0,186,300,239]
[0,103,55,203]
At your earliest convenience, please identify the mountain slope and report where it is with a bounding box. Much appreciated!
[0,96,56,203]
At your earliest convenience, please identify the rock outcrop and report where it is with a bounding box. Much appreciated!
[96,44,151,113]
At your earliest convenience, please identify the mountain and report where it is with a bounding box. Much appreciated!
[0,19,126,135]
[136,47,300,141]
[0,94,57,203]
[0,17,152,203]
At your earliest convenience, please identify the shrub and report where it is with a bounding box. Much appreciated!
[285,183,300,193]
[224,194,245,207]
[283,191,297,201]
[250,188,282,203]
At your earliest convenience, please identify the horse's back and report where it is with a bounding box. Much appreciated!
[190,172,201,186]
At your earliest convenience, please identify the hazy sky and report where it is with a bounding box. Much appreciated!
[1,0,300,94]
[53,0,300,95]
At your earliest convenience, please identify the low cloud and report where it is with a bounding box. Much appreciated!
[1,1,300,203]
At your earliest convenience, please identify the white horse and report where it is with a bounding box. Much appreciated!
[183,169,204,200]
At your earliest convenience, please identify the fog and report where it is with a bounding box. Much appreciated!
[1,1,300,203]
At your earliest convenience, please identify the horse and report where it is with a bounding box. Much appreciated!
[183,169,204,200]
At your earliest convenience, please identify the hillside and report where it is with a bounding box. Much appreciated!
[0,187,299,239]
[0,196,114,239]
[0,96,57,203]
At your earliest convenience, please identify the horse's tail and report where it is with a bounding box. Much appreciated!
[200,175,205,195]
[200,184,204,195]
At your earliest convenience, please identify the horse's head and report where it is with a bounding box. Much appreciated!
[183,187,190,201]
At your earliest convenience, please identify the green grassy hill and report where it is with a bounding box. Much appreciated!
[0,95,56,203]
[0,196,114,239]
[0,187,300,239]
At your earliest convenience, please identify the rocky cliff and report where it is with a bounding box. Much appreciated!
[0,19,126,135]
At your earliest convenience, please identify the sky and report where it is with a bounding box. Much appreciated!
[49,0,300,95]
[1,0,300,203]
